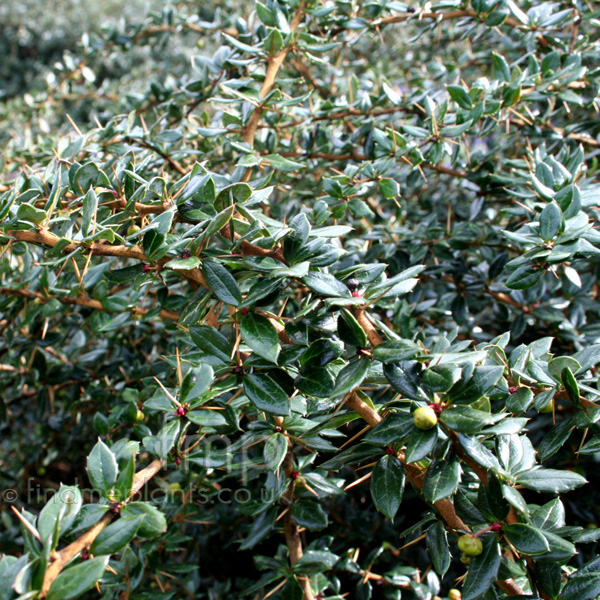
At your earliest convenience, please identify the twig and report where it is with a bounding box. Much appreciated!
[279,423,315,600]
[40,458,166,597]
[0,287,180,321]
[242,2,307,148]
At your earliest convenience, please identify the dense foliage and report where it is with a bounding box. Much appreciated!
[1,1,600,599]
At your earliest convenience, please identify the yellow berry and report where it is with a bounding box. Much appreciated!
[413,406,438,430]
[457,534,483,556]
[135,409,145,422]
[448,589,462,600]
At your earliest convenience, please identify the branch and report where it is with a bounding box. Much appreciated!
[509,118,600,147]
[241,2,306,148]
[258,149,467,178]
[40,458,166,597]
[8,229,146,260]
[5,229,208,288]
[123,137,187,175]
[354,307,383,346]
[0,287,180,321]
[220,226,287,264]
[279,423,314,600]
[487,290,529,312]
[373,9,524,30]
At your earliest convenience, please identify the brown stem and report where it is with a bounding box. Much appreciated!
[40,458,166,597]
[221,226,287,264]
[354,307,383,346]
[122,137,187,175]
[242,2,306,148]
[8,229,146,260]
[375,9,523,29]
[281,436,314,600]
[6,229,208,287]
[1,287,180,321]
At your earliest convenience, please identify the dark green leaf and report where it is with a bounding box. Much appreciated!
[339,308,368,348]
[506,387,534,413]
[561,556,600,600]
[539,418,574,461]
[517,469,587,494]
[180,363,213,403]
[332,358,370,397]
[295,367,335,398]
[38,485,82,542]
[240,312,280,363]
[383,362,429,401]
[46,556,109,600]
[244,373,290,416]
[422,459,461,502]
[91,516,143,554]
[291,500,328,531]
[539,203,562,241]
[426,521,450,576]
[302,272,348,297]
[372,340,421,363]
[264,433,287,471]
[294,550,338,573]
[441,406,497,433]
[503,523,550,556]
[404,427,437,463]
[422,365,461,392]
[191,326,232,364]
[561,367,580,406]
[203,260,242,306]
[364,411,413,445]
[458,435,502,471]
[86,439,118,494]
[121,502,167,538]
[143,419,180,459]
[370,455,405,520]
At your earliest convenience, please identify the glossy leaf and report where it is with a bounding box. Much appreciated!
[86,439,118,494]
[240,312,280,363]
[244,373,290,416]
[46,556,109,600]
[202,260,242,306]
[370,455,405,520]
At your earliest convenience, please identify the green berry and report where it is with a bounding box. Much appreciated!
[459,553,472,565]
[539,399,554,413]
[457,534,483,556]
[448,590,462,600]
[127,224,141,237]
[135,409,145,422]
[413,406,438,430]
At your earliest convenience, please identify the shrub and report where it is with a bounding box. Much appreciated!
[1,1,600,599]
